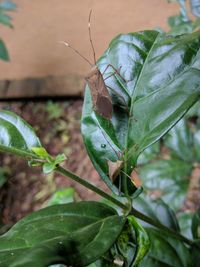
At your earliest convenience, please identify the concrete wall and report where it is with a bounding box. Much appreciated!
[0,0,179,96]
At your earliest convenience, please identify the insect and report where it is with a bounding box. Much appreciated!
[61,10,126,120]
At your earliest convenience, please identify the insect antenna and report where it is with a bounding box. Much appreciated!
[60,41,93,67]
[88,9,97,65]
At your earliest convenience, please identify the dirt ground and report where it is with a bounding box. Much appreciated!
[0,100,199,226]
[0,100,110,225]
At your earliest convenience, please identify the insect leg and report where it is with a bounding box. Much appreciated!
[104,64,127,83]
[102,64,112,76]
[106,84,129,113]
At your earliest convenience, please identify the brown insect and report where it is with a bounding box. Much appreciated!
[61,10,125,120]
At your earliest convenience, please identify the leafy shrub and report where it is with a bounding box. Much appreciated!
[167,0,200,35]
[0,29,199,266]
[0,0,16,61]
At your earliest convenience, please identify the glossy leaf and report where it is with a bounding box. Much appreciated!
[0,201,126,267]
[133,195,180,231]
[165,118,193,162]
[82,30,200,196]
[192,209,200,239]
[139,160,192,211]
[0,39,9,61]
[128,216,150,266]
[0,110,42,158]
[139,228,191,267]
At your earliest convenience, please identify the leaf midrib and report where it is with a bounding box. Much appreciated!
[0,215,118,252]
[124,32,161,173]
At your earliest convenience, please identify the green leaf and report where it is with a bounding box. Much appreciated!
[128,216,150,266]
[31,147,49,158]
[169,21,194,36]
[0,39,9,61]
[192,209,200,239]
[0,10,12,27]
[0,201,126,267]
[177,212,193,239]
[42,154,66,174]
[139,228,191,267]
[133,195,180,231]
[43,162,56,174]
[168,14,186,28]
[55,153,67,165]
[0,110,42,158]
[47,188,78,206]
[139,160,192,211]
[165,118,193,162]
[81,30,200,197]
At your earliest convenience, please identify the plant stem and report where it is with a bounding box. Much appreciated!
[56,165,193,246]
[56,166,127,210]
[130,207,193,246]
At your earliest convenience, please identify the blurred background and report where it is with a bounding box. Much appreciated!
[0,0,199,229]
[0,0,179,98]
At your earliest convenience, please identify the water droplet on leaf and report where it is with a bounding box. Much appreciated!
[101,144,106,148]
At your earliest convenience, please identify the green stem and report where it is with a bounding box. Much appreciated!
[130,207,193,246]
[56,166,127,210]
[56,165,193,246]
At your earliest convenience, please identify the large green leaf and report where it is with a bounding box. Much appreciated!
[81,30,200,196]
[139,160,192,211]
[0,201,126,267]
[139,228,191,267]
[0,110,42,158]
[0,39,9,61]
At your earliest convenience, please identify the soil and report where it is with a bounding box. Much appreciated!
[0,100,109,225]
[0,100,199,226]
